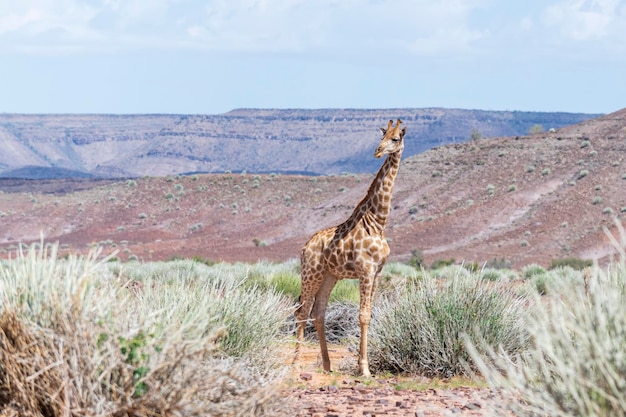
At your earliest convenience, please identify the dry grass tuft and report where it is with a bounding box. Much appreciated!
[0,242,291,416]
[467,219,626,416]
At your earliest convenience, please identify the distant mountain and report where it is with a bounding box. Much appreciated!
[1,109,624,268]
[0,109,599,179]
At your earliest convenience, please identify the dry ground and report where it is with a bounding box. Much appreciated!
[283,343,509,417]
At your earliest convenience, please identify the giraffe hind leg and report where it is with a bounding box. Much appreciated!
[293,264,320,365]
[293,294,313,364]
[311,275,338,372]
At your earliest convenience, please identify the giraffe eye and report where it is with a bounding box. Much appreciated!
[391,137,400,142]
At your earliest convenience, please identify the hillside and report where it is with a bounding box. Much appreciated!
[0,109,597,178]
[0,109,624,268]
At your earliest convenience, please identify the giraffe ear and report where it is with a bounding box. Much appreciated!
[400,126,407,138]
[379,127,387,135]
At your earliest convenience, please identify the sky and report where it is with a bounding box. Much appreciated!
[0,0,624,115]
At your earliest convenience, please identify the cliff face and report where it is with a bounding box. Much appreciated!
[0,109,598,178]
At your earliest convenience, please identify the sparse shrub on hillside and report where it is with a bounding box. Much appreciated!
[603,207,614,214]
[467,224,626,416]
[252,238,268,247]
[580,140,591,148]
[578,169,589,179]
[408,206,418,215]
[528,124,544,135]
[368,268,528,377]
[126,179,137,187]
[520,239,529,247]
[485,257,512,270]
[408,249,425,269]
[541,168,551,176]
[432,170,442,177]
[508,184,517,192]
[470,128,482,141]
[487,184,495,196]
[593,196,603,205]
[189,222,203,232]
[138,213,147,219]
[525,165,535,173]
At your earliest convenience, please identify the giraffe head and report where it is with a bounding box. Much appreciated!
[374,119,406,158]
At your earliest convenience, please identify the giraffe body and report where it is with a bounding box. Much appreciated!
[294,119,406,377]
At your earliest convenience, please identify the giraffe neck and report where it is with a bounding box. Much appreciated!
[346,150,402,234]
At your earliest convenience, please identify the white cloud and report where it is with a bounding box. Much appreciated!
[0,0,487,57]
[542,0,626,41]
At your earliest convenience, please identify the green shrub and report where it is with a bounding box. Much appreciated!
[549,257,593,271]
[407,249,425,269]
[485,257,512,270]
[330,280,360,304]
[368,270,528,377]
[479,268,503,281]
[522,264,546,279]
[430,258,455,270]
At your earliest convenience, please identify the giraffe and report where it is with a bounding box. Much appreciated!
[294,119,407,377]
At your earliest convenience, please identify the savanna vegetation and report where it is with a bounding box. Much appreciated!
[1,220,625,416]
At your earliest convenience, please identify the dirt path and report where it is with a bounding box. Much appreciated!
[281,343,510,416]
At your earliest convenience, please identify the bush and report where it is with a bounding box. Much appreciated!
[468,230,626,416]
[0,244,290,416]
[430,258,455,270]
[522,263,546,279]
[407,249,425,269]
[368,269,528,377]
[550,257,593,271]
[284,301,360,344]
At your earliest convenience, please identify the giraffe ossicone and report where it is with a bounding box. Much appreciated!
[294,119,407,377]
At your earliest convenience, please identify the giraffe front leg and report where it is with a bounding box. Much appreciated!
[358,269,380,377]
[358,308,372,377]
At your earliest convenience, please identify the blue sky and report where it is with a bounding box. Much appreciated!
[0,0,624,115]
